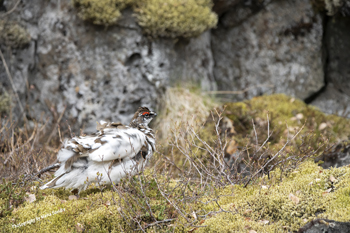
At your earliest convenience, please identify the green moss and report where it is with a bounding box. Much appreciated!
[0,177,27,218]
[0,92,10,115]
[134,0,218,38]
[3,162,350,232]
[163,94,350,176]
[195,161,350,232]
[0,20,30,48]
[224,94,350,154]
[73,0,134,26]
[72,0,218,37]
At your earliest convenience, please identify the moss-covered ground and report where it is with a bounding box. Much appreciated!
[1,161,350,232]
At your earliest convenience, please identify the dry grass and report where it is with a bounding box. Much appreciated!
[153,87,217,156]
[0,113,66,181]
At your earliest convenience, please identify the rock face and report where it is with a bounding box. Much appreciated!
[1,0,350,133]
[310,16,350,117]
[211,0,324,101]
[0,0,216,132]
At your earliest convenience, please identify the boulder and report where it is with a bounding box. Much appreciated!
[211,0,324,101]
[311,16,350,117]
[298,219,350,233]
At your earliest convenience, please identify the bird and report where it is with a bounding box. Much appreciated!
[40,107,157,193]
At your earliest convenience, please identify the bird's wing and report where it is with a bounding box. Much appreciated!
[58,122,146,166]
[88,127,146,162]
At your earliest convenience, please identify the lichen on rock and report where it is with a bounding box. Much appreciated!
[0,20,31,48]
[134,0,218,38]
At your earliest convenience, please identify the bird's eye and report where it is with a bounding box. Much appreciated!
[144,114,149,117]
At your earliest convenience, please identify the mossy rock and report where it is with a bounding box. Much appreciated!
[165,94,350,173]
[223,94,350,150]
[195,161,350,232]
[134,0,218,38]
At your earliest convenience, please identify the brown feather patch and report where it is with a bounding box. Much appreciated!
[65,154,81,170]
[45,172,66,188]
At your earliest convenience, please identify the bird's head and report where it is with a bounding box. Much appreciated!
[130,107,157,128]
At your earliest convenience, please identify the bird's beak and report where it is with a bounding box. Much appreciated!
[150,111,157,117]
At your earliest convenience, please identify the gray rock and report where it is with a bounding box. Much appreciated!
[316,141,350,169]
[310,16,350,118]
[298,219,350,233]
[311,84,350,118]
[212,0,241,16]
[212,0,324,101]
[325,17,350,94]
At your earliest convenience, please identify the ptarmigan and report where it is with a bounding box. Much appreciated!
[40,107,156,193]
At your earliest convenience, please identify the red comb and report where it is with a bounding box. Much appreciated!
[142,112,150,115]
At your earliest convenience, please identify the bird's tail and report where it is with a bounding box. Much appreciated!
[40,172,66,190]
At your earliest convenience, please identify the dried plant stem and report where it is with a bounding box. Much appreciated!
[244,123,305,188]
[0,0,21,18]
[45,105,67,144]
[0,48,27,123]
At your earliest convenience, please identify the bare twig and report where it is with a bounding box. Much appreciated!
[244,123,305,188]
[45,105,67,144]
[0,0,21,18]
[0,48,27,123]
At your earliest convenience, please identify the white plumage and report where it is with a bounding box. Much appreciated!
[40,107,156,193]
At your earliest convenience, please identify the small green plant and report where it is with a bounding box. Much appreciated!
[0,177,27,217]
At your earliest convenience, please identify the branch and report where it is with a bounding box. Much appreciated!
[0,48,27,123]
[0,0,21,18]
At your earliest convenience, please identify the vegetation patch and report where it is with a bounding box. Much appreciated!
[160,93,350,177]
[223,94,350,151]
[0,20,30,48]
[134,0,218,38]
[196,161,350,232]
[72,0,134,26]
[72,0,218,38]
[0,92,10,115]
[2,161,350,232]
